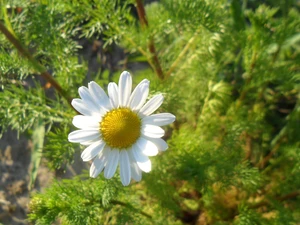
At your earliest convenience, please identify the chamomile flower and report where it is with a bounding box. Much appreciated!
[68,71,175,186]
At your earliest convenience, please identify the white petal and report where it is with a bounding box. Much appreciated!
[131,161,142,181]
[90,146,109,178]
[104,149,120,179]
[72,115,100,129]
[128,150,142,181]
[80,138,100,146]
[142,113,175,126]
[118,71,132,107]
[136,137,158,156]
[129,79,150,111]
[68,129,100,143]
[131,145,151,172]
[71,99,94,116]
[81,140,105,161]
[78,87,99,112]
[108,82,119,108]
[88,81,111,110]
[146,137,168,151]
[139,94,164,117]
[119,150,131,186]
[141,124,165,138]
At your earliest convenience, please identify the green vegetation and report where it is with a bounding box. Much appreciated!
[0,0,299,224]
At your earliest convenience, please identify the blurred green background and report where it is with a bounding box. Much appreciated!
[0,0,299,224]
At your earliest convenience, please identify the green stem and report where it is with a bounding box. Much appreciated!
[123,34,155,69]
[111,200,152,220]
[0,22,75,110]
[2,5,17,37]
[165,29,200,79]
[236,50,257,108]
[196,86,212,131]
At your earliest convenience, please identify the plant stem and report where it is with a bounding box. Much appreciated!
[136,0,164,80]
[2,5,17,37]
[165,30,199,78]
[111,200,152,219]
[236,50,257,108]
[196,86,212,132]
[0,22,75,109]
[136,0,148,27]
[258,126,287,169]
[123,35,155,69]
[244,133,252,160]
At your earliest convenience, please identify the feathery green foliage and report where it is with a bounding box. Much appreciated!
[0,0,299,224]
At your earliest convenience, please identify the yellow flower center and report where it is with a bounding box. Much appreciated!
[100,108,141,149]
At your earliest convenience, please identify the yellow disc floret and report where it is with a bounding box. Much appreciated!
[100,108,141,149]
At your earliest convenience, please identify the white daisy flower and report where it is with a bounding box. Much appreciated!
[68,71,175,186]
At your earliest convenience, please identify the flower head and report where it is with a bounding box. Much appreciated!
[68,71,175,186]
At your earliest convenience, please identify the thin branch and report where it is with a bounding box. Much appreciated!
[258,126,287,169]
[258,142,281,169]
[123,35,156,70]
[165,29,200,79]
[244,133,252,160]
[277,190,300,201]
[136,0,148,27]
[148,41,164,80]
[198,87,212,121]
[111,200,152,219]
[136,0,164,80]
[236,50,257,108]
[0,22,74,109]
